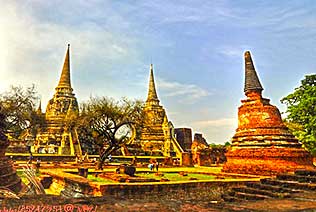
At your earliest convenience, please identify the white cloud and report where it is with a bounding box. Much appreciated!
[0,1,140,107]
[140,1,237,25]
[230,3,316,33]
[217,45,251,58]
[193,118,236,127]
[157,78,210,103]
[189,118,237,144]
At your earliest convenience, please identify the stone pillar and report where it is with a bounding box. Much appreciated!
[175,128,192,152]
[181,152,193,166]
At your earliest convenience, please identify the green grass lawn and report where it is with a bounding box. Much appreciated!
[87,172,219,183]
[16,166,226,185]
[16,169,42,185]
[136,166,222,173]
[87,175,116,183]
[136,172,218,181]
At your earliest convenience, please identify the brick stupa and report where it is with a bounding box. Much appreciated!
[223,51,314,175]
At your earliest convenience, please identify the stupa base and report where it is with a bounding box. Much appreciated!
[223,147,315,176]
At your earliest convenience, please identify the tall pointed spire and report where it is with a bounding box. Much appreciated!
[36,100,42,115]
[57,44,71,88]
[244,51,263,94]
[146,64,159,103]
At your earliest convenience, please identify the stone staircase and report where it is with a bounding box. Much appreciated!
[222,169,316,202]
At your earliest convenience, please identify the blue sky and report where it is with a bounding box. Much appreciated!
[1,0,316,144]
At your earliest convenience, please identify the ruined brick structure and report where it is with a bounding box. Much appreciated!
[193,133,208,147]
[32,45,82,156]
[223,51,314,175]
[174,128,192,152]
[0,107,22,193]
[191,133,209,165]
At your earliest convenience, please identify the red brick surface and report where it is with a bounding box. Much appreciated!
[224,91,314,175]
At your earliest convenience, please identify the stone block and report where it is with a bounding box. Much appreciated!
[78,168,88,178]
[181,152,192,166]
[39,175,53,189]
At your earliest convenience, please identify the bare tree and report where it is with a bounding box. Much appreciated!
[77,97,144,169]
[0,85,44,139]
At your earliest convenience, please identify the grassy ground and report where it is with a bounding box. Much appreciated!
[136,172,217,181]
[136,166,223,173]
[87,172,220,183]
[16,166,232,185]
[60,166,236,184]
[16,169,41,185]
[16,166,229,186]
[87,174,116,183]
[16,170,27,184]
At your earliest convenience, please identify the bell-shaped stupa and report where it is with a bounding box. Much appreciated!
[223,51,314,175]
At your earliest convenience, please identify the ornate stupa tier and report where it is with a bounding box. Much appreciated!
[57,44,72,89]
[244,51,263,94]
[223,51,314,175]
[233,91,300,148]
[45,44,79,122]
[55,44,74,96]
[146,64,160,106]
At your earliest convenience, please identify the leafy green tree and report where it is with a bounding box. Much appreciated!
[281,74,316,155]
[77,96,144,168]
[0,85,44,139]
[224,141,231,147]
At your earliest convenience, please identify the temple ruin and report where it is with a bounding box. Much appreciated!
[139,64,184,157]
[174,128,192,152]
[223,51,314,175]
[32,45,82,156]
[0,107,22,193]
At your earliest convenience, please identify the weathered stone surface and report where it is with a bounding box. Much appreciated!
[32,45,82,156]
[181,152,193,166]
[223,51,314,175]
[139,65,167,155]
[139,64,184,158]
[193,133,208,147]
[191,134,224,166]
[0,115,22,193]
[78,168,89,178]
[119,164,136,176]
[61,177,94,198]
[38,175,53,189]
[174,128,192,151]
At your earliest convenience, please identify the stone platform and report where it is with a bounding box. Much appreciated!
[224,147,313,175]
[41,167,260,198]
